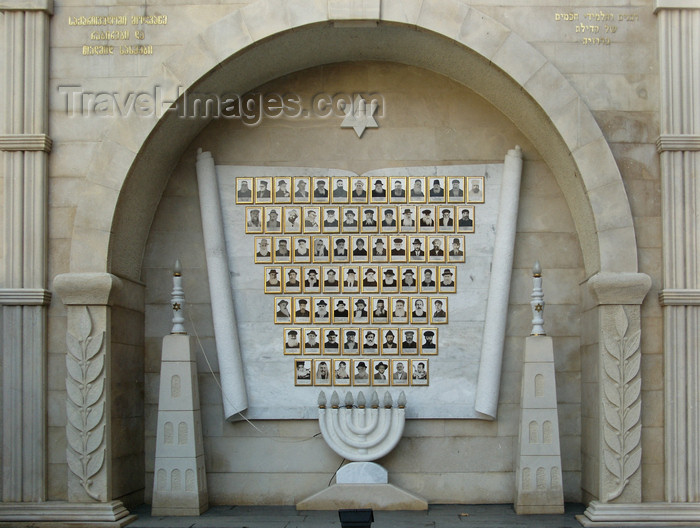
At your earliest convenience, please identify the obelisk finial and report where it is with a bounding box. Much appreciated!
[530,261,545,335]
[171,259,186,334]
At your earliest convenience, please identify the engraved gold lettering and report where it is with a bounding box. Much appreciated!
[69,15,128,26]
[82,45,114,55]
[90,30,130,40]
[119,44,153,55]
[131,15,167,25]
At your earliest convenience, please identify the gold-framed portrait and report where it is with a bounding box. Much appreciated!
[360,206,378,233]
[427,236,446,263]
[293,297,311,324]
[447,236,466,263]
[263,266,282,294]
[408,236,426,263]
[294,358,312,386]
[292,176,311,204]
[312,296,331,324]
[410,296,430,324]
[351,235,370,263]
[283,266,302,293]
[391,296,409,324]
[399,205,417,233]
[400,266,419,293]
[418,206,436,233]
[456,206,475,234]
[341,206,360,233]
[255,177,273,204]
[467,176,485,203]
[302,206,322,234]
[419,266,438,293]
[380,265,400,294]
[371,297,389,324]
[322,328,340,355]
[447,176,466,203]
[311,176,331,204]
[341,328,360,356]
[369,176,389,204]
[350,176,369,204]
[379,206,398,233]
[331,176,350,204]
[303,328,321,354]
[408,176,427,203]
[427,177,446,203]
[313,358,332,386]
[245,206,264,234]
[342,266,361,293]
[437,206,455,233]
[389,177,407,203]
[332,296,350,324]
[389,236,407,263]
[264,206,283,234]
[292,236,311,264]
[283,327,302,355]
[361,265,380,293]
[321,206,341,234]
[362,329,380,355]
[371,359,390,385]
[410,358,429,385]
[420,327,438,355]
[391,358,410,386]
[254,236,273,263]
[352,359,370,386]
[370,235,389,263]
[283,206,302,233]
[380,328,399,355]
[438,265,457,293]
[322,265,341,293]
[274,176,293,204]
[351,296,370,324]
[236,177,254,204]
[431,296,448,324]
[303,267,321,293]
[273,236,292,264]
[400,328,419,354]
[331,235,351,262]
[333,358,352,386]
[311,235,331,263]
[274,296,292,324]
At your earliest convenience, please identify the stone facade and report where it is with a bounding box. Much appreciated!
[0,0,696,524]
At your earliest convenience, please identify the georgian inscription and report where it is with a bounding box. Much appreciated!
[67,14,167,56]
[554,10,640,46]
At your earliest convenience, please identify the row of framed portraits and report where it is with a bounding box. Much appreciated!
[245,205,476,235]
[284,326,438,355]
[295,358,429,386]
[236,175,485,205]
[274,295,448,325]
[255,235,466,265]
[265,265,458,295]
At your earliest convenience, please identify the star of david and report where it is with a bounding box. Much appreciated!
[534,303,543,312]
[172,302,181,311]
[341,96,379,138]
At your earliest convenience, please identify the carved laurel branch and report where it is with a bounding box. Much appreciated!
[601,305,642,502]
[66,306,106,501]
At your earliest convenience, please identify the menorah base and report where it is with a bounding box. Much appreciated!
[296,483,427,511]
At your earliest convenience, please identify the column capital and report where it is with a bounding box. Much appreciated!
[54,273,122,306]
[588,272,652,305]
[654,0,700,13]
[0,0,52,13]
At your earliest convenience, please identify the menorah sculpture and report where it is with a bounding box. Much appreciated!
[297,390,427,510]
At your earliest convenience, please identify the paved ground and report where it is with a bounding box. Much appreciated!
[128,503,589,527]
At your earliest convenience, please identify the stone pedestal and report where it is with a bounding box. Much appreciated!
[514,336,564,514]
[151,335,208,516]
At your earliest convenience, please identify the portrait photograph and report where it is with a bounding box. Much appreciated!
[391,297,409,324]
[467,176,485,203]
[313,359,332,386]
[361,266,380,293]
[420,328,438,354]
[456,206,475,234]
[371,297,389,324]
[254,236,273,264]
[400,329,419,354]
[283,206,302,233]
[264,206,283,234]
[399,205,417,233]
[340,206,360,233]
[411,359,429,385]
[418,206,436,233]
[303,329,321,355]
[369,177,388,204]
[352,359,370,386]
[447,236,466,263]
[351,296,370,324]
[312,296,331,324]
[428,236,446,263]
[273,296,292,324]
[311,235,331,264]
[322,265,341,293]
[245,206,264,234]
[380,206,398,233]
[408,176,427,203]
[303,267,321,293]
[292,176,311,204]
[447,177,466,203]
[293,236,311,263]
[389,236,407,263]
[350,176,369,204]
[391,359,409,386]
[322,206,341,234]
[293,297,311,324]
[360,206,379,233]
[437,207,455,233]
[431,297,448,324]
[255,178,273,204]
[332,236,350,262]
[311,176,331,203]
[400,266,419,293]
[273,236,292,264]
[350,235,370,263]
[439,266,457,293]
[283,327,302,355]
[263,267,282,294]
[419,266,438,293]
[236,177,254,204]
[283,266,302,293]
[408,236,427,263]
[381,265,400,294]
[303,206,321,234]
[341,328,360,356]
[332,296,351,324]
[342,267,361,293]
[370,235,389,263]
[294,359,312,386]
[333,359,351,386]
[371,359,390,386]
[274,176,292,204]
[362,329,380,355]
[428,177,446,203]
[331,176,350,203]
[389,177,407,203]
[380,328,399,355]
[322,328,340,354]
[410,296,429,324]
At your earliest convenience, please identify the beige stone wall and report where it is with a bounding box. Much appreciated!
[141,62,585,504]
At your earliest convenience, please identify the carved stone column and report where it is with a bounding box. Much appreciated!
[655,0,700,504]
[0,0,52,504]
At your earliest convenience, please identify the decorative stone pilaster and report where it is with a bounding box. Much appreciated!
[655,0,700,505]
[0,0,53,505]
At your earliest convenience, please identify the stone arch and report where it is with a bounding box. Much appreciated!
[68,0,638,281]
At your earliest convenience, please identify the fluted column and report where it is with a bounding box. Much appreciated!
[655,0,700,503]
[0,0,53,503]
